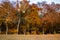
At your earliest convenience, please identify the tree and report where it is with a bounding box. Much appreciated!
[0,1,17,34]
[24,4,42,34]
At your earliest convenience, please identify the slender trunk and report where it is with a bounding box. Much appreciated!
[23,29,26,35]
[26,23,29,34]
[43,28,44,34]
[17,18,20,34]
[42,23,44,34]
[0,28,1,34]
[6,23,8,35]
[52,22,53,33]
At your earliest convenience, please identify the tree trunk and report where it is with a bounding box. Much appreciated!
[17,18,20,34]
[0,28,1,34]
[6,23,8,35]
[43,28,44,34]
[26,22,29,34]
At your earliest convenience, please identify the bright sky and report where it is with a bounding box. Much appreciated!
[30,0,60,4]
[0,0,60,4]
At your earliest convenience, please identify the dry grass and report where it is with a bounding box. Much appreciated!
[0,34,60,40]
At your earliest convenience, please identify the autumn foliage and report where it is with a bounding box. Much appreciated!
[0,0,60,34]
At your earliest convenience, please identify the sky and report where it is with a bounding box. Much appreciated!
[30,0,60,4]
[0,0,60,4]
